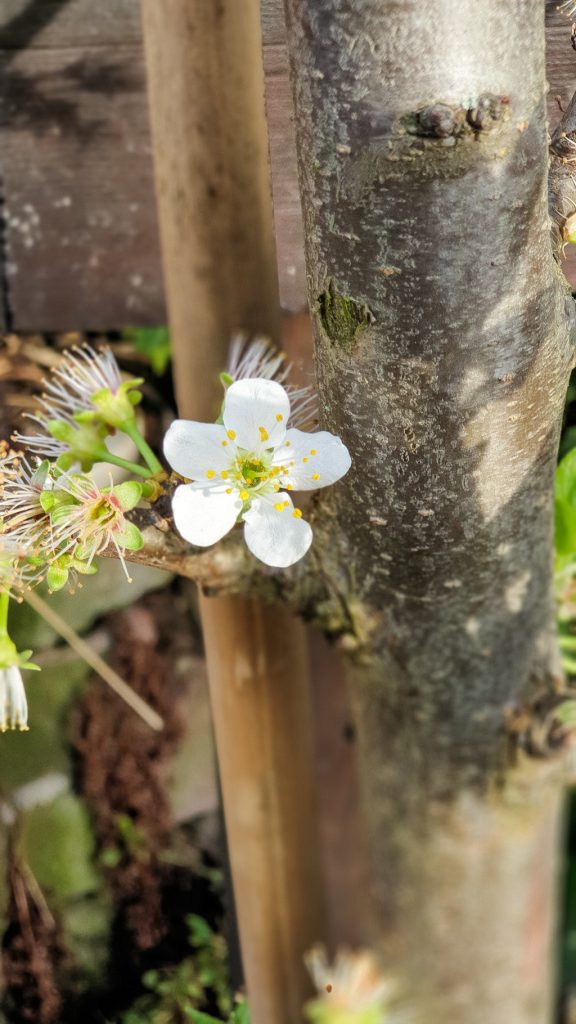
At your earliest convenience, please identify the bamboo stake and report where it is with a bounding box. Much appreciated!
[140,3,325,1021]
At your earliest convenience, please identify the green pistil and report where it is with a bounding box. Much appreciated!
[239,458,268,486]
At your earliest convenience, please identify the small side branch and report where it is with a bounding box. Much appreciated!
[100,499,358,641]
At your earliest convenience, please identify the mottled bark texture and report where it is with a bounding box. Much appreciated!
[283,1,575,1021]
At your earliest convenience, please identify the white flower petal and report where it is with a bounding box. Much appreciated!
[243,494,312,567]
[163,420,230,480]
[274,429,351,491]
[0,666,28,731]
[223,378,290,452]
[172,483,242,547]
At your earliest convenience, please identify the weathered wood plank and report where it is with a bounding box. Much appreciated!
[0,44,165,329]
[0,0,574,330]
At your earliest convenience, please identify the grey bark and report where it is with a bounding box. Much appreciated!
[282,1,575,1021]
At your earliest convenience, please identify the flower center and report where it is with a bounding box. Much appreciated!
[238,456,268,487]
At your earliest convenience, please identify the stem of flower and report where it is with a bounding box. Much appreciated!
[121,421,164,475]
[93,447,151,479]
[0,590,10,638]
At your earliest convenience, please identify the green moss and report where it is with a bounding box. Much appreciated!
[317,281,373,351]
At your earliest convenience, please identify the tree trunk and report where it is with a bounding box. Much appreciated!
[282,1,574,1020]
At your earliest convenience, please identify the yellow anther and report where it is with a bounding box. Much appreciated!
[275,502,284,512]
[240,490,249,501]
[276,414,284,422]
[221,440,228,447]
[226,488,233,494]
[286,483,293,490]
[283,500,290,507]
[310,449,317,455]
[227,429,236,440]
[303,457,309,463]
[293,508,303,518]
[312,473,320,480]
[259,425,269,442]
[206,469,215,479]
[274,484,280,491]
[221,470,229,479]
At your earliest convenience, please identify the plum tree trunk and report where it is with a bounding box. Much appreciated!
[283,1,574,1020]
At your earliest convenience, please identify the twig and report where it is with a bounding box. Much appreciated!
[22,588,164,731]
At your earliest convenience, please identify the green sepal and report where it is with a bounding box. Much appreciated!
[73,559,98,576]
[32,460,51,489]
[48,418,110,471]
[39,490,56,513]
[116,521,144,551]
[0,636,39,672]
[0,634,18,669]
[305,1004,382,1024]
[46,564,70,592]
[111,480,143,511]
[88,379,144,430]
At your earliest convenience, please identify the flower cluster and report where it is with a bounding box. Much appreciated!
[0,344,160,731]
[304,946,395,1024]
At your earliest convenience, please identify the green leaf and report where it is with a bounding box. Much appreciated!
[230,1002,251,1024]
[555,496,576,560]
[124,327,172,375]
[555,700,576,726]
[185,1011,223,1024]
[112,481,143,511]
[557,449,576,505]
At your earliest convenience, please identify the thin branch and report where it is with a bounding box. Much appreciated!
[22,588,164,731]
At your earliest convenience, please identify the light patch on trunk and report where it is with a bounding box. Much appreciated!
[505,572,531,613]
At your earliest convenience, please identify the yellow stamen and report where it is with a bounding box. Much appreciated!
[221,440,228,447]
[276,414,284,422]
[206,469,215,479]
[227,429,236,440]
[286,483,293,490]
[226,488,232,494]
[283,500,290,507]
[221,470,229,479]
[240,490,249,501]
[312,473,320,481]
[275,502,284,512]
[259,426,269,442]
[310,449,317,455]
[303,457,309,463]
[293,508,303,518]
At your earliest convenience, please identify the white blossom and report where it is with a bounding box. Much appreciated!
[0,665,29,732]
[164,377,350,568]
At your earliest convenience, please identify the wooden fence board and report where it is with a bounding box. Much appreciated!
[0,0,574,330]
[0,43,164,330]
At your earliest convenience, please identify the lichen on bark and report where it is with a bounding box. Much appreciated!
[317,279,373,351]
